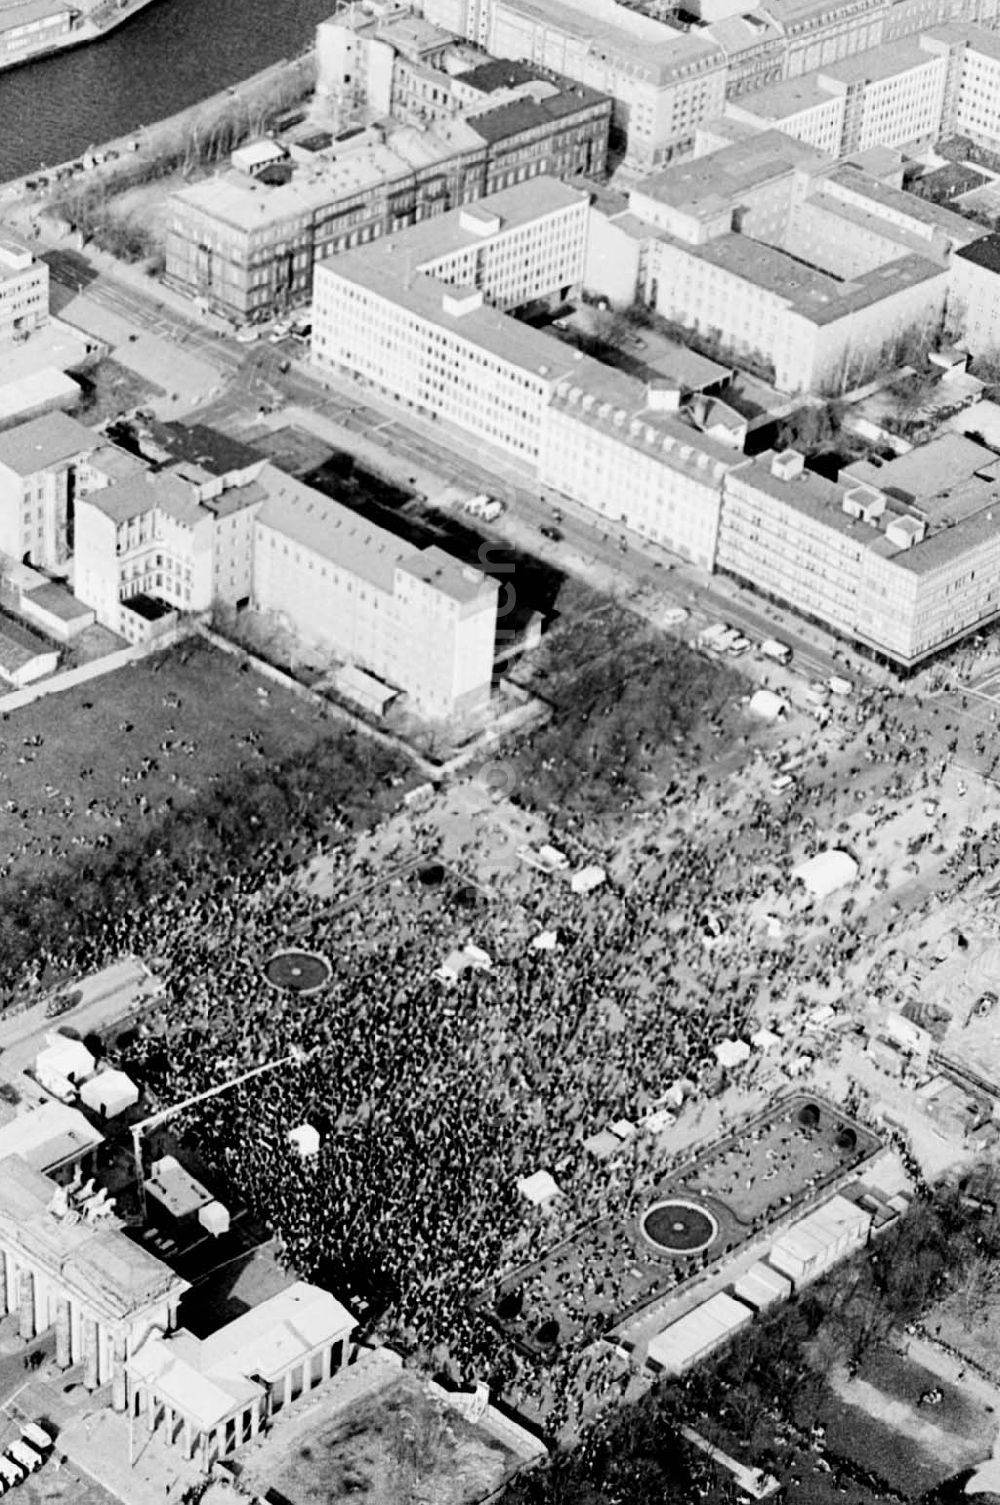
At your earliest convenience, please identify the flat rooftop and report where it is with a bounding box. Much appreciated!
[731,71,834,120]
[0,411,94,475]
[820,34,941,85]
[256,467,494,606]
[492,0,724,82]
[374,174,587,270]
[631,129,827,216]
[842,433,1000,519]
[691,232,943,322]
[150,421,262,477]
[466,80,610,144]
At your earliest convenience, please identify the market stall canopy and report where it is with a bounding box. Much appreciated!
[517,1170,561,1206]
[748,689,787,720]
[792,849,858,898]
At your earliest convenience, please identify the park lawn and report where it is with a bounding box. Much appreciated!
[0,637,359,890]
[929,1284,1000,1378]
[804,1347,989,1498]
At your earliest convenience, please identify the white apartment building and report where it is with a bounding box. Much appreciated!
[0,230,48,343]
[73,463,265,643]
[717,436,1000,664]
[954,23,1000,140]
[627,132,977,392]
[0,412,96,570]
[951,231,1000,353]
[724,33,951,153]
[253,468,498,718]
[432,0,729,168]
[540,371,740,568]
[420,0,1000,167]
[312,177,590,463]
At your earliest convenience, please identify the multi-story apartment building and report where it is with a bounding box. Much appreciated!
[461,0,729,168]
[717,436,1000,665]
[73,447,267,642]
[314,175,744,563]
[253,468,498,718]
[0,229,48,343]
[0,412,97,569]
[166,34,610,325]
[422,0,1000,165]
[718,23,1000,155]
[312,178,590,463]
[539,365,742,568]
[625,129,980,391]
[949,231,1000,353]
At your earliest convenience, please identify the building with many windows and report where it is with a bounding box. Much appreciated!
[0,411,97,570]
[951,231,1000,354]
[0,229,48,343]
[314,176,746,561]
[467,0,730,168]
[165,15,610,324]
[312,177,590,463]
[421,0,1000,165]
[73,430,267,642]
[623,129,981,392]
[252,468,498,719]
[716,435,1000,665]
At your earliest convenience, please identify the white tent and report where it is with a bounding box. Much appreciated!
[792,849,858,898]
[714,1038,751,1069]
[639,1107,676,1134]
[517,1170,561,1206]
[35,1035,96,1099]
[750,1027,782,1053]
[79,1069,139,1119]
[198,1200,231,1237]
[530,930,559,952]
[571,865,606,894]
[609,1118,636,1141]
[748,689,787,721]
[288,1124,321,1158]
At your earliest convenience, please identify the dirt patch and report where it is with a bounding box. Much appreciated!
[241,1374,519,1505]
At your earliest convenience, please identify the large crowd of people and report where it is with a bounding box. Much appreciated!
[2,657,1000,1442]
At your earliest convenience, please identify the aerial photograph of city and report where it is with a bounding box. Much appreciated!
[7,0,1000,1501]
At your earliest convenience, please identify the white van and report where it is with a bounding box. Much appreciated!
[760,638,793,665]
[829,675,853,697]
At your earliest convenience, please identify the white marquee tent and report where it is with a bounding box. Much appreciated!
[792,849,858,899]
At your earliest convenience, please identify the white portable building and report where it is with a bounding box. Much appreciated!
[80,1069,140,1119]
[647,1292,753,1374]
[732,1261,792,1312]
[768,1195,871,1285]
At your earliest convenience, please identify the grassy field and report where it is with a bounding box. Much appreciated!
[0,637,368,891]
[808,1347,992,1498]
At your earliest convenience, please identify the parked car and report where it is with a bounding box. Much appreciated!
[540,525,563,542]
[234,326,260,344]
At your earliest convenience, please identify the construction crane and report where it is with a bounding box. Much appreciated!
[129,1045,314,1221]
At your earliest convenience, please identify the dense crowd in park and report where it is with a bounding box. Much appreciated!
[1,643,999,1472]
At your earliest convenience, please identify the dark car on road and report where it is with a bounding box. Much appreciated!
[540,525,563,542]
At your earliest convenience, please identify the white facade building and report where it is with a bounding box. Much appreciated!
[951,231,1000,353]
[0,229,48,343]
[0,412,96,570]
[253,468,498,718]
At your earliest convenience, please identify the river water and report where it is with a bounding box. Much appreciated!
[0,0,336,182]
